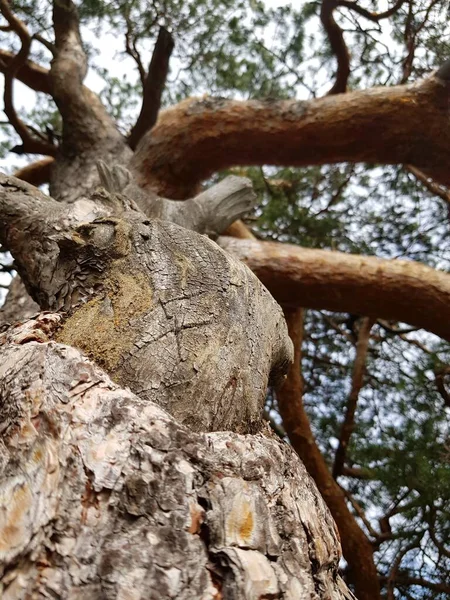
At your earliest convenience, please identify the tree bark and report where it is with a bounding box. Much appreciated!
[0,314,355,600]
[219,236,450,342]
[131,71,450,198]
[0,173,292,435]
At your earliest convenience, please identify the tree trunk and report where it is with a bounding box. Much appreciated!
[0,168,354,598]
[0,314,354,600]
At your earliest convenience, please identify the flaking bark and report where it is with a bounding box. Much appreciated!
[0,314,354,600]
[131,70,450,198]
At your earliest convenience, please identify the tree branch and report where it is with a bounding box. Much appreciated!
[338,0,406,22]
[49,0,126,156]
[96,162,257,238]
[219,236,450,343]
[342,486,381,540]
[0,0,56,155]
[13,157,54,186]
[321,0,351,94]
[128,26,174,151]
[434,364,450,408]
[405,164,450,209]
[333,317,374,478]
[382,576,450,596]
[427,505,450,559]
[276,308,380,600]
[0,49,51,94]
[131,68,450,198]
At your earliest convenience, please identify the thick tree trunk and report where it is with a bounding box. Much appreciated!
[0,313,355,600]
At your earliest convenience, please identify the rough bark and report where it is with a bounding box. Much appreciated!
[48,0,131,202]
[130,71,450,198]
[0,275,39,326]
[277,309,380,600]
[219,236,450,342]
[98,162,258,238]
[0,314,355,600]
[0,173,292,434]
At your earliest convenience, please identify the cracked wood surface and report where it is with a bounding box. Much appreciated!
[0,173,292,434]
[0,314,354,600]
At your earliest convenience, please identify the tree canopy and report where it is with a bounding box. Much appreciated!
[0,0,449,599]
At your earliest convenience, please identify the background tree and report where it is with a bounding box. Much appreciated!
[0,0,449,599]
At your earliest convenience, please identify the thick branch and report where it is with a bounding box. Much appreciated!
[49,0,127,163]
[321,0,350,94]
[0,49,51,93]
[14,157,54,186]
[219,237,450,342]
[128,26,174,150]
[0,173,292,434]
[277,308,380,600]
[333,317,373,478]
[97,162,257,237]
[131,70,450,198]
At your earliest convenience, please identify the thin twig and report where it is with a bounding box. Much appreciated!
[333,317,374,478]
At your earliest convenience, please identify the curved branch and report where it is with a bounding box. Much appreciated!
[321,0,350,95]
[277,308,380,600]
[131,68,450,198]
[218,237,450,342]
[128,26,174,150]
[50,0,125,154]
[0,1,56,155]
[338,0,406,22]
[0,49,51,93]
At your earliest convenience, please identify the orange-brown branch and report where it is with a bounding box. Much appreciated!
[321,0,350,94]
[277,308,380,600]
[0,49,51,94]
[128,26,174,151]
[14,157,53,186]
[0,1,56,155]
[333,316,374,478]
[219,237,450,342]
[131,70,450,198]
